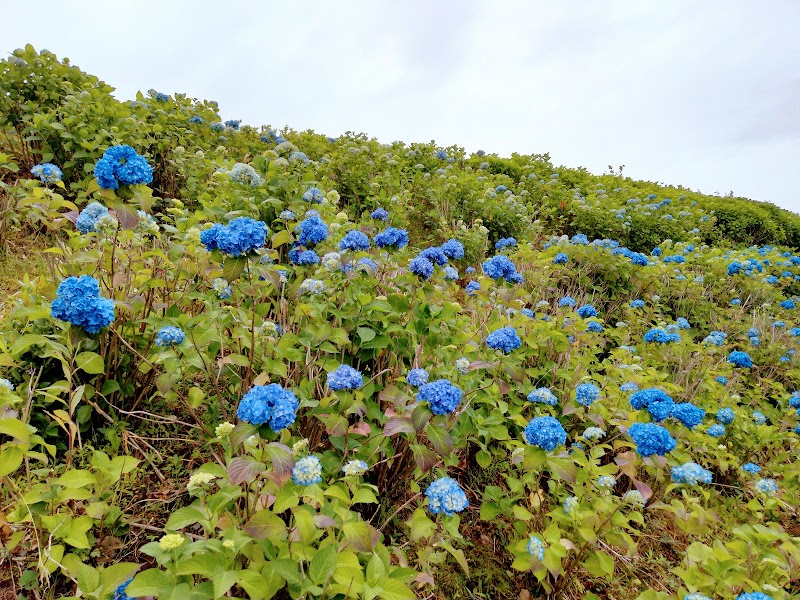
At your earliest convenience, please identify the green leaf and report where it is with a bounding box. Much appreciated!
[309,545,338,585]
[75,351,105,374]
[357,327,376,343]
[376,577,416,599]
[126,569,177,597]
[223,256,248,281]
[165,506,206,530]
[55,469,96,489]
[244,509,288,541]
[271,229,294,247]
[0,418,30,442]
[61,553,100,593]
[425,423,452,456]
[583,550,615,579]
[98,563,140,594]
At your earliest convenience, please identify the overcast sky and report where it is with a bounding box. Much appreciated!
[3,1,799,212]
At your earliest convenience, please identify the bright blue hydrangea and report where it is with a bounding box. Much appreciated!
[716,376,728,385]
[553,252,569,265]
[237,383,299,431]
[292,455,323,485]
[224,119,241,129]
[302,187,324,203]
[482,255,521,283]
[420,246,449,266]
[630,299,645,309]
[76,202,109,233]
[629,423,676,456]
[586,321,604,333]
[671,403,705,429]
[31,163,62,183]
[339,230,371,251]
[571,234,589,245]
[780,299,795,309]
[486,326,521,353]
[527,387,558,406]
[558,296,576,308]
[742,463,761,473]
[575,383,600,406]
[409,255,434,279]
[671,462,712,485]
[407,368,429,387]
[371,208,389,220]
[644,328,680,343]
[112,579,135,600]
[425,476,469,516]
[716,407,734,424]
[441,239,464,260]
[418,379,462,415]
[752,411,766,425]
[790,392,800,408]
[155,326,184,347]
[327,365,363,391]
[94,145,153,190]
[203,218,268,256]
[676,317,690,329]
[526,535,545,560]
[728,351,752,368]
[189,115,204,124]
[707,424,726,437]
[297,216,328,247]
[374,227,409,249]
[630,388,674,422]
[576,304,597,318]
[495,237,517,250]
[466,281,480,295]
[523,416,567,451]
[736,594,772,600]
[51,275,115,334]
[290,249,320,265]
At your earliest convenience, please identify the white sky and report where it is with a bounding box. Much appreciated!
[3,1,799,212]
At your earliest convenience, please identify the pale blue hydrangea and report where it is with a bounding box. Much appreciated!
[342,460,369,476]
[425,476,469,516]
[444,266,459,280]
[597,475,616,489]
[155,326,184,347]
[716,408,734,424]
[212,277,232,299]
[455,358,470,374]
[299,278,326,295]
[407,368,429,387]
[228,163,263,186]
[623,490,645,507]
[526,535,545,560]
[527,387,558,406]
[563,495,579,513]
[575,383,600,406]
[302,187,324,203]
[76,202,109,234]
[582,426,605,441]
[753,478,779,496]
[752,411,766,425]
[31,163,62,183]
[0,379,14,391]
[671,462,712,485]
[292,456,323,485]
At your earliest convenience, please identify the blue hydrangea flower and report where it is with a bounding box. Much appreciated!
[291,249,320,265]
[228,163,263,186]
[112,579,134,600]
[292,455,323,485]
[289,151,310,164]
[527,387,558,406]
[523,416,567,451]
[76,202,109,233]
[327,365,363,391]
[582,426,605,441]
[676,317,690,329]
[716,408,734,424]
[597,475,616,489]
[237,383,299,432]
[367,208,388,221]
[671,462,712,485]
[742,463,761,473]
[630,388,674,422]
[623,490,646,506]
[211,218,267,256]
[466,281,480,295]
[735,594,772,600]
[410,255,434,279]
[425,476,469,516]
[629,423,676,456]
[571,234,589,245]
[224,119,241,129]
[753,479,779,497]
[563,495,579,513]
[752,411,766,425]
[418,247,447,266]
[155,326,184,347]
[440,239,464,260]
[716,376,727,385]
[297,216,328,247]
[434,150,448,160]
[407,368,429,387]
[728,351,752,368]
[620,382,639,393]
[553,252,569,265]
[644,328,681,343]
[374,227,409,249]
[94,145,153,190]
[0,379,14,391]
[482,255,520,282]
[51,275,115,334]
[576,304,597,318]
[210,122,225,131]
[486,326,521,353]
[342,459,369,476]
[299,278,326,295]
[790,392,800,408]
[780,299,795,309]
[496,237,517,250]
[630,299,645,309]
[671,403,705,429]
[418,379,462,415]
[707,424,726,437]
[31,163,62,183]
[189,115,204,124]
[338,230,371,252]
[575,383,600,406]
[558,296,576,308]
[443,266,459,280]
[355,257,378,272]
[526,535,545,560]
[302,187,324,203]
[586,321,604,333]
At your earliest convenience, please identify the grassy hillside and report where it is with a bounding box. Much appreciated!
[1,45,799,600]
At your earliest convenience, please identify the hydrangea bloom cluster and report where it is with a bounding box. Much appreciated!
[523,416,567,451]
[716,407,735,424]
[482,255,522,283]
[728,351,753,368]
[201,218,267,256]
[583,426,605,441]
[76,202,109,234]
[707,424,726,437]
[155,326,185,347]
[644,328,680,343]
[486,326,521,353]
[630,299,645,309]
[342,460,369,476]
[496,237,517,250]
[339,230,370,251]
[563,496,579,513]
[0,379,14,391]
[212,277,232,299]
[671,462,712,485]
[629,423,676,456]
[302,187,324,203]
[444,266,459,280]
[576,304,597,318]
[409,256,434,279]
[228,163,263,186]
[527,387,558,406]
[292,456,323,485]
[297,216,328,247]
[440,239,464,259]
[51,275,115,333]
[752,411,766,425]
[374,227,409,249]
[112,579,135,600]
[597,475,616,489]
[620,381,639,393]
[299,279,326,295]
[31,162,62,183]
[553,252,569,265]
[630,388,675,422]
[466,281,480,295]
[370,207,389,220]
[526,535,545,560]
[327,365,363,391]
[575,383,600,406]
[94,145,153,190]
[407,368,429,387]
[671,403,705,428]
[754,478,779,496]
[289,248,320,265]
[418,379,462,415]
[742,463,761,473]
[425,476,469,516]
[586,321,604,333]
[558,296,576,308]
[237,383,299,432]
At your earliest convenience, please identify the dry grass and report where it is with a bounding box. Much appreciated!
[0,232,49,317]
